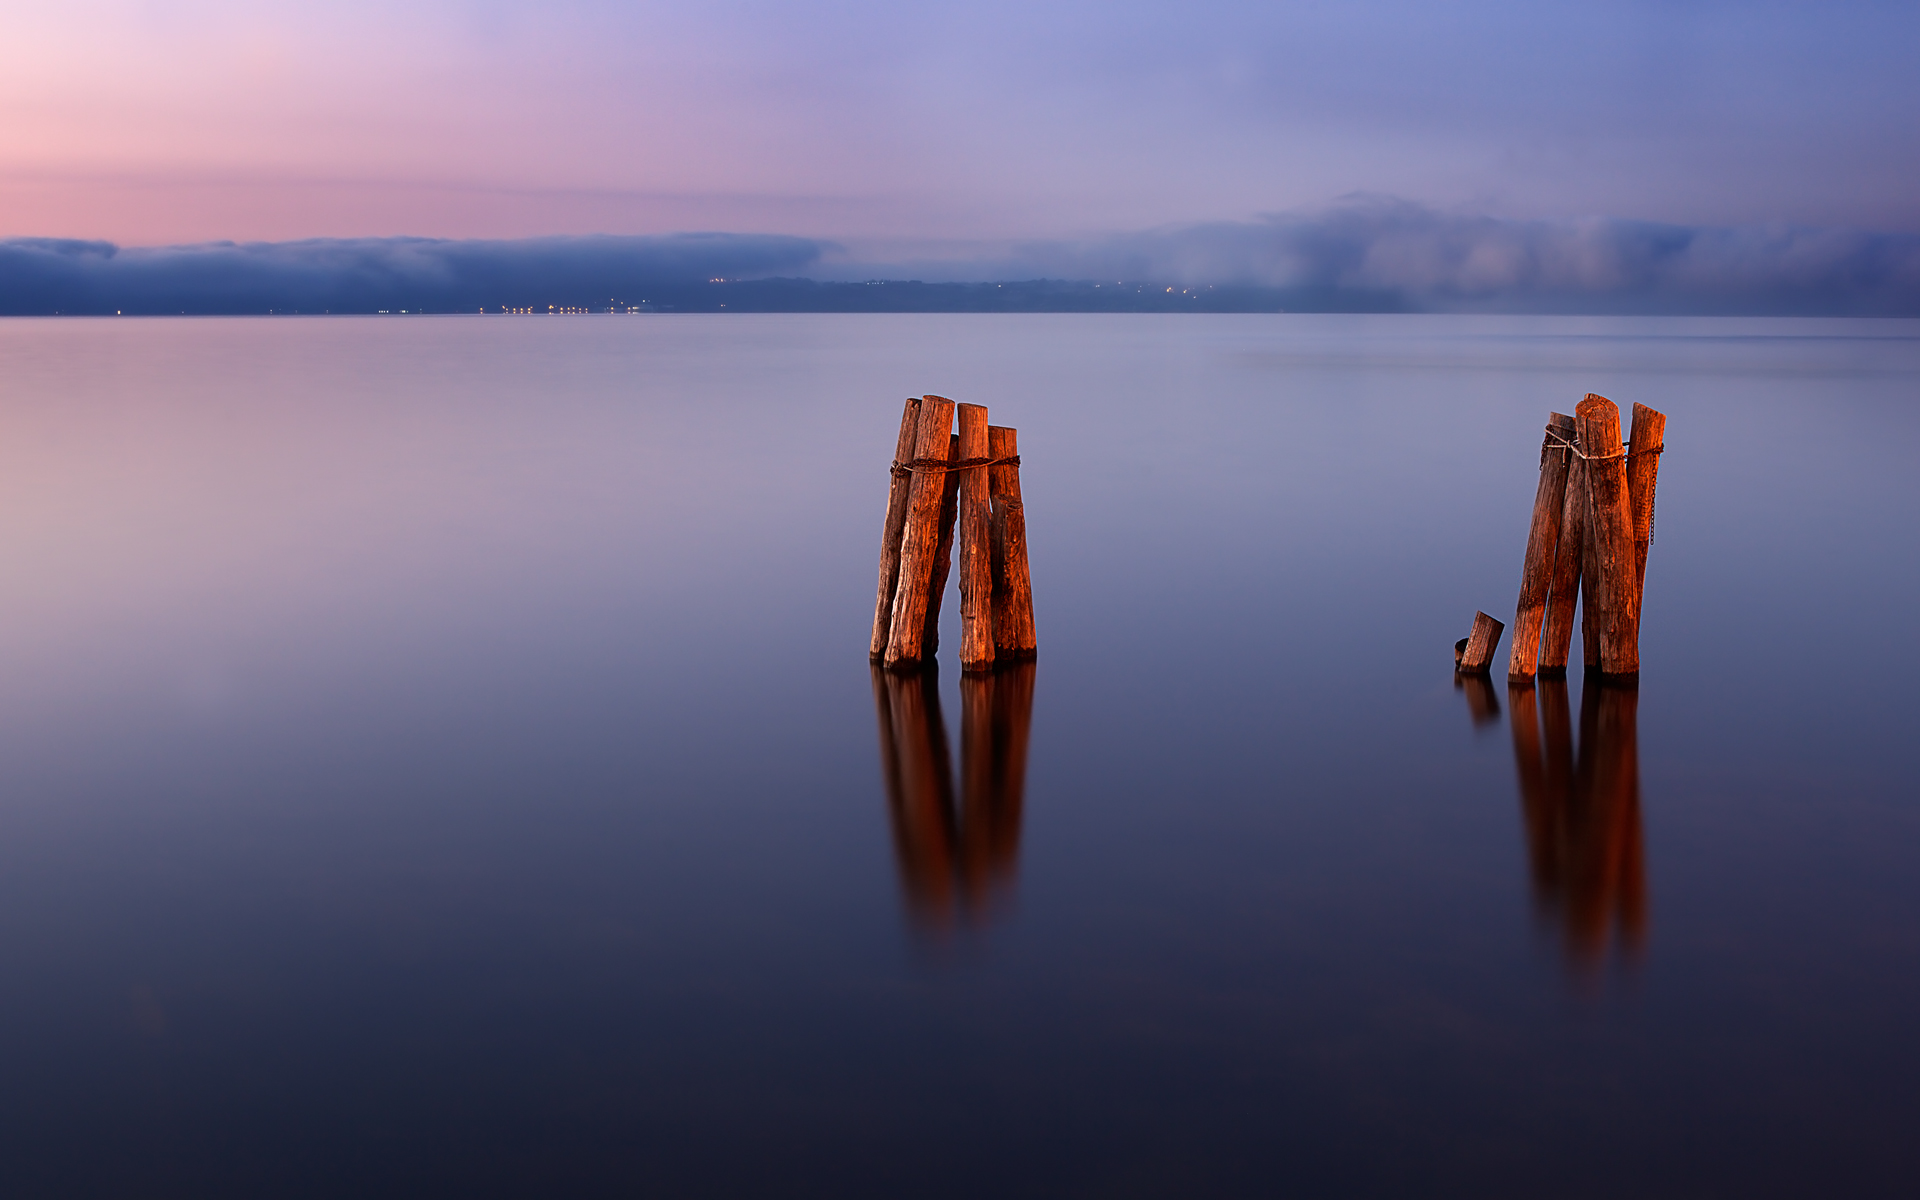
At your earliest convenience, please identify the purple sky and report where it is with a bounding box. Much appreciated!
[2,1,1916,261]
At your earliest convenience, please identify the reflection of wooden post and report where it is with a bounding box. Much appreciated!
[960,661,1034,909]
[987,661,1035,873]
[1508,413,1577,681]
[871,398,922,661]
[1590,682,1646,955]
[874,662,1035,930]
[1508,682,1556,897]
[920,433,961,658]
[959,673,996,900]
[1456,671,1502,726]
[1563,679,1648,964]
[956,404,995,673]
[1457,611,1505,674]
[1540,447,1587,676]
[1626,402,1666,614]
[1577,394,1639,679]
[876,668,958,923]
[885,397,954,669]
[987,425,1037,661]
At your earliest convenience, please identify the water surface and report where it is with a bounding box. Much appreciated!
[0,314,1914,1197]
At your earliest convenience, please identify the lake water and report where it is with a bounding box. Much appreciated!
[0,314,1914,1197]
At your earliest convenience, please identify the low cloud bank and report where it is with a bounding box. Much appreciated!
[997,199,1920,316]
[0,233,826,315]
[3,202,1918,315]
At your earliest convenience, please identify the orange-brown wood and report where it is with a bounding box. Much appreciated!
[956,404,995,673]
[1540,445,1587,676]
[987,425,1037,660]
[884,396,954,669]
[1509,412,1578,681]
[870,398,922,660]
[920,433,961,659]
[1626,402,1667,614]
[1576,394,1639,679]
[1457,610,1505,675]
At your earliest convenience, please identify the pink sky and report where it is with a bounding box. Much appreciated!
[4,1,1916,247]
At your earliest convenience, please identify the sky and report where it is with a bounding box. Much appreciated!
[1,1,1917,307]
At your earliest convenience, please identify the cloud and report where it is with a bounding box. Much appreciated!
[988,198,1920,315]
[4,204,1919,315]
[0,233,826,314]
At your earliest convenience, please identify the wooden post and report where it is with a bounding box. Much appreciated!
[1456,611,1505,675]
[1508,412,1578,682]
[870,398,922,660]
[1539,442,1587,676]
[956,404,995,673]
[920,433,961,658]
[1576,394,1638,680]
[884,396,955,669]
[1626,402,1666,613]
[987,425,1037,661]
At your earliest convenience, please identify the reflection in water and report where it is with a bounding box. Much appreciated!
[1506,677,1647,970]
[1454,671,1502,727]
[870,664,1035,930]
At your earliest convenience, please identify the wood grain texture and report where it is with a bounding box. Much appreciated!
[956,404,996,673]
[1539,445,1587,675]
[987,425,1037,660]
[1626,402,1667,614]
[1458,610,1506,675]
[884,396,954,669]
[870,398,923,660]
[920,433,961,659]
[1508,412,1578,682]
[1576,394,1639,679]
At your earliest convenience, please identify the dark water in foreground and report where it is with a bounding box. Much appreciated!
[0,314,1914,1198]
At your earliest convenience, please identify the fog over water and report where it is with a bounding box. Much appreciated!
[0,314,1914,1197]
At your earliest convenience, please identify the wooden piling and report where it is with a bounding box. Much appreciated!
[1457,611,1505,675]
[1576,394,1639,680]
[1539,443,1587,676]
[1508,412,1578,682]
[987,425,1037,661]
[956,404,995,673]
[920,433,961,658]
[870,398,923,660]
[1626,402,1666,613]
[884,396,955,669]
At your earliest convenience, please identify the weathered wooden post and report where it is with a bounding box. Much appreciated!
[1576,394,1639,680]
[1508,412,1578,682]
[1539,438,1587,676]
[920,432,961,658]
[884,396,955,669]
[1626,402,1666,612]
[870,398,923,661]
[956,404,996,673]
[1456,610,1505,675]
[987,425,1037,661]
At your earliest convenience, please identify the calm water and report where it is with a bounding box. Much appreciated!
[0,314,1914,1197]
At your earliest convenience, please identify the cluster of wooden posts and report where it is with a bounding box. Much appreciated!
[870,396,1037,673]
[1456,393,1667,684]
